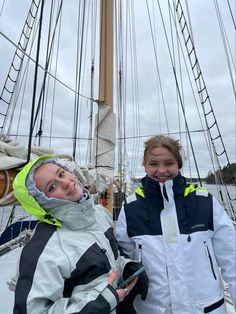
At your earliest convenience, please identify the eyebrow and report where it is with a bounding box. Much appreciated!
[148,158,174,162]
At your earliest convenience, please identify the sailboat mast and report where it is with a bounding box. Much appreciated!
[99,0,113,109]
[98,0,114,213]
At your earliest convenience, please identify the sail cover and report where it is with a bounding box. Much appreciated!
[92,103,116,193]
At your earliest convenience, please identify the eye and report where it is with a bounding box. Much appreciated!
[165,162,175,166]
[149,162,158,166]
[48,183,56,193]
[58,170,65,178]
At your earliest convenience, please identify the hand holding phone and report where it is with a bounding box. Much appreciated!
[118,265,145,288]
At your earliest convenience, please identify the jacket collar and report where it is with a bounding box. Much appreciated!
[142,173,186,198]
[49,197,96,230]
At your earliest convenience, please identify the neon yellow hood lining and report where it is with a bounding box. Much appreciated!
[13,155,62,227]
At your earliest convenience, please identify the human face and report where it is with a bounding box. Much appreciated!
[144,147,179,183]
[34,163,83,201]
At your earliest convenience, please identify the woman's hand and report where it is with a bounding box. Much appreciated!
[108,269,138,302]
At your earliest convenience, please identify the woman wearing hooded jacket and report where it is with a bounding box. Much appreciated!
[13,155,148,314]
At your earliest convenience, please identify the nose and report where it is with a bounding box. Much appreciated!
[157,165,166,173]
[59,178,70,190]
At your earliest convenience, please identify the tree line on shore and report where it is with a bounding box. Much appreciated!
[132,163,236,185]
[205,163,236,184]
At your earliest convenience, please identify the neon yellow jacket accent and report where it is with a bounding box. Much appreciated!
[184,184,206,197]
[135,186,145,198]
[136,183,206,198]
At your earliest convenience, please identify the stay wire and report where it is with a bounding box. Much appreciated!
[73,0,86,161]
[168,1,183,141]
[27,0,45,163]
[214,0,236,97]
[34,0,64,146]
[156,0,202,184]
[114,0,123,187]
[226,0,236,30]
[170,0,227,181]
[0,0,6,16]
[87,0,98,165]
[129,1,141,177]
[0,30,94,102]
[48,1,63,148]
[146,0,170,134]
[168,1,222,180]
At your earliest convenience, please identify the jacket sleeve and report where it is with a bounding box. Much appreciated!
[115,207,136,260]
[14,238,119,313]
[47,283,119,314]
[211,196,236,309]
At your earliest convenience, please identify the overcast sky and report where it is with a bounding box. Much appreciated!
[0,3,235,312]
[0,0,235,179]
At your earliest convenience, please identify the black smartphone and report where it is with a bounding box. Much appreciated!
[118,266,145,288]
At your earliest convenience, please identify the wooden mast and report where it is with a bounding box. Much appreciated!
[98,0,114,213]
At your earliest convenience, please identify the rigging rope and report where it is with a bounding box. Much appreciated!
[174,0,235,221]
[0,31,94,102]
[129,0,141,178]
[27,0,45,162]
[87,0,98,165]
[156,0,202,184]
[213,0,236,97]
[0,0,6,17]
[146,0,170,134]
[48,0,63,148]
[226,0,236,30]
[72,0,86,161]
[0,0,41,133]
[34,0,64,146]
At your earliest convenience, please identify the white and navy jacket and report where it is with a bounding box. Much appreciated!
[116,174,236,314]
[14,197,132,314]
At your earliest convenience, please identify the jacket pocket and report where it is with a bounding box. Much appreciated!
[195,297,226,313]
[204,241,217,280]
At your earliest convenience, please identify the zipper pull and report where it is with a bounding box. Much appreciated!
[138,244,142,262]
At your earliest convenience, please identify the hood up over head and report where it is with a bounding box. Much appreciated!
[13,155,85,227]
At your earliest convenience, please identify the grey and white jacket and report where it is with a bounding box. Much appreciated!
[14,198,131,314]
[12,155,134,314]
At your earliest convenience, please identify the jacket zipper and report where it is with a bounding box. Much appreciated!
[204,241,217,280]
[138,244,142,262]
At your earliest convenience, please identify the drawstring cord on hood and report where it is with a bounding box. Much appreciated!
[78,189,90,203]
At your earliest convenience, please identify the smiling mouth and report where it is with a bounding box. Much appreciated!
[155,177,172,183]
